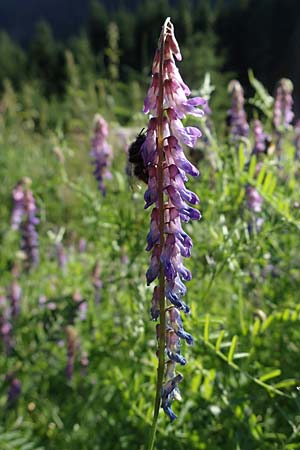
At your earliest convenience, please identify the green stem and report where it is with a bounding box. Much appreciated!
[147,17,170,450]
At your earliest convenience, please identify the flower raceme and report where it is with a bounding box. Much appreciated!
[90,114,113,196]
[273,78,294,131]
[11,179,39,268]
[142,18,204,423]
[227,80,249,142]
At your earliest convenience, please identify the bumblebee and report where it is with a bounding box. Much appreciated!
[128,129,148,184]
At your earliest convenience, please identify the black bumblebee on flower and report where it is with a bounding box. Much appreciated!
[128,129,148,184]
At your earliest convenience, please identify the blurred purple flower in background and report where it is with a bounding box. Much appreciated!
[19,180,39,268]
[273,78,294,155]
[78,238,87,253]
[8,280,21,318]
[227,80,249,142]
[56,243,68,272]
[90,114,113,196]
[11,180,25,230]
[246,185,263,213]
[252,119,270,156]
[273,78,294,131]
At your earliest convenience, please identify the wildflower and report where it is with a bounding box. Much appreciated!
[78,301,87,321]
[78,238,87,253]
[56,243,68,272]
[11,181,25,230]
[20,180,39,268]
[90,114,113,196]
[273,78,294,131]
[143,18,203,422]
[161,361,183,421]
[252,119,270,156]
[246,185,263,213]
[227,80,249,141]
[92,261,102,304]
[8,280,21,318]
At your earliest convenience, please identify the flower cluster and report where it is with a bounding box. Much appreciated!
[246,185,263,213]
[8,280,21,318]
[143,19,204,420]
[252,119,269,156]
[227,80,249,141]
[11,179,39,268]
[273,78,294,131]
[21,186,39,267]
[90,114,113,196]
[92,261,102,304]
[11,180,25,230]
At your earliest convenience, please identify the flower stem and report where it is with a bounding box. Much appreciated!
[147,17,170,450]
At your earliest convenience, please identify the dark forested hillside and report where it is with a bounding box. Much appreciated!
[0,0,299,113]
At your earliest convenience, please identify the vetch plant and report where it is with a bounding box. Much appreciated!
[252,119,269,156]
[90,114,113,196]
[8,280,21,319]
[12,178,39,269]
[227,80,249,143]
[141,18,204,449]
[273,78,294,155]
[273,78,294,131]
[11,180,25,231]
[21,183,39,268]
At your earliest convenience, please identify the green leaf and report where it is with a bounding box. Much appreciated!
[228,335,238,363]
[259,369,281,382]
[215,329,225,352]
[248,155,257,179]
[238,144,245,170]
[204,314,210,342]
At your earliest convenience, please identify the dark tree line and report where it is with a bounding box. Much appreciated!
[0,0,299,111]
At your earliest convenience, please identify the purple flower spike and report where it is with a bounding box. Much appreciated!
[11,181,25,231]
[273,78,294,155]
[273,78,294,131]
[252,120,270,156]
[56,243,68,273]
[92,261,102,305]
[246,185,263,213]
[8,281,21,318]
[90,114,113,196]
[227,80,249,142]
[16,179,39,268]
[143,19,203,420]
